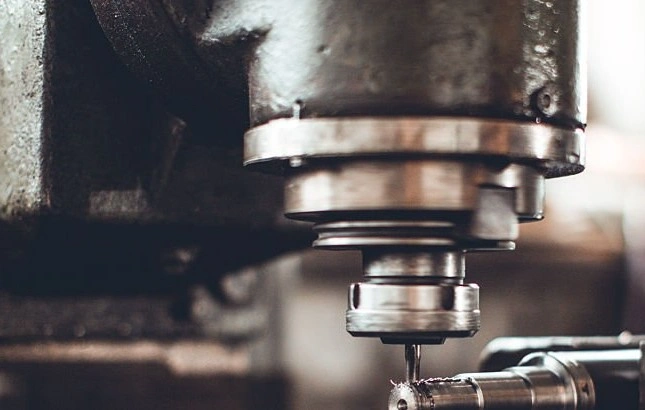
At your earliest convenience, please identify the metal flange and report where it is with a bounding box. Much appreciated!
[347,282,480,344]
[244,117,585,178]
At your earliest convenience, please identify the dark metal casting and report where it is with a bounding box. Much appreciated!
[91,0,586,130]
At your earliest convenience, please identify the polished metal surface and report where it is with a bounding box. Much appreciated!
[312,220,515,251]
[406,344,422,382]
[285,159,546,221]
[258,118,556,344]
[364,252,465,279]
[516,352,595,410]
[285,160,480,215]
[245,118,585,178]
[348,252,480,342]
[279,152,541,342]
[347,282,480,343]
[544,349,642,408]
[288,159,543,256]
[348,283,479,313]
[346,310,480,342]
[389,351,597,410]
[480,333,645,372]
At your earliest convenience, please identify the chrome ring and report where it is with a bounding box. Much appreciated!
[244,117,584,178]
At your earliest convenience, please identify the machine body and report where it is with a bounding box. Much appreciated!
[2,0,635,409]
[240,0,586,345]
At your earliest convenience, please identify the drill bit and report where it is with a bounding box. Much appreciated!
[405,344,421,382]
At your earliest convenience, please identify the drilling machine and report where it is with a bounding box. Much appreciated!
[0,0,642,409]
[238,1,642,408]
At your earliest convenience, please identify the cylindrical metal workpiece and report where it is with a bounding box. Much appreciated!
[548,350,641,409]
[391,376,533,410]
[459,373,534,408]
[389,351,597,410]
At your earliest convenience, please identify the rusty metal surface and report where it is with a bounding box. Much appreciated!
[1,0,585,225]
[0,0,293,229]
[0,0,308,292]
[0,0,48,220]
[0,0,310,344]
[88,0,248,133]
[246,0,586,128]
[91,0,586,129]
